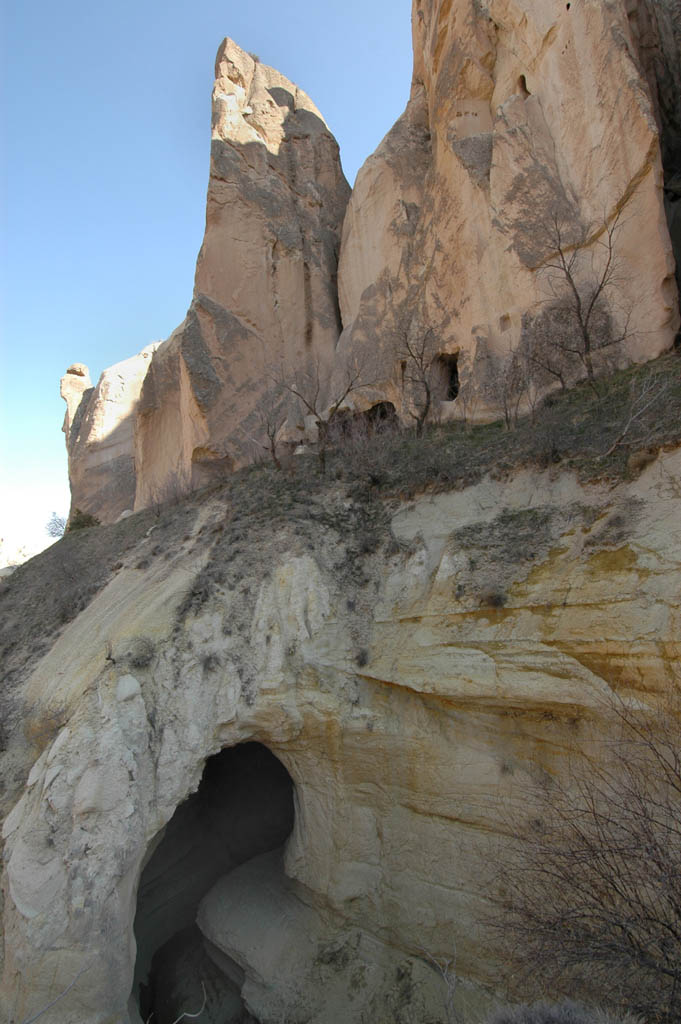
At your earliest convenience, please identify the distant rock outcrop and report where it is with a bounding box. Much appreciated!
[61,349,157,523]
[133,42,350,510]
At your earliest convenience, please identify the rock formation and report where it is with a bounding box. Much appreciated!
[62,3,681,524]
[637,0,681,289]
[61,349,158,523]
[62,39,350,523]
[1,438,679,1021]
[133,42,350,511]
[337,0,680,422]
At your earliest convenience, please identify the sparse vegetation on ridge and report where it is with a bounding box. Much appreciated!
[488,684,681,1023]
[1,349,679,696]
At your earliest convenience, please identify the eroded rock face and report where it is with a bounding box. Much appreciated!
[62,5,680,522]
[637,0,681,289]
[62,40,350,524]
[61,348,158,523]
[337,0,680,421]
[133,42,350,511]
[1,447,679,1022]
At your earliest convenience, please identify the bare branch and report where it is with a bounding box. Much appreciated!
[488,680,681,1020]
[600,372,669,458]
[169,982,208,1024]
[418,946,459,1024]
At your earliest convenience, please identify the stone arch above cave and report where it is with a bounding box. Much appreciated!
[131,742,295,1024]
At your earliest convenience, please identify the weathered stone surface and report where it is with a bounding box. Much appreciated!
[61,346,158,523]
[337,0,680,422]
[197,848,460,1024]
[1,445,679,1022]
[63,40,350,523]
[636,0,681,290]
[131,40,350,511]
[62,4,680,520]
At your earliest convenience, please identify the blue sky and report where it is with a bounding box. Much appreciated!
[1,0,413,560]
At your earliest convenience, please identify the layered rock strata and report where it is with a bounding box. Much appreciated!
[337,0,680,420]
[1,446,679,1022]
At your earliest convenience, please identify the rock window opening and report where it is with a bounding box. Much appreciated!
[435,353,460,402]
[329,401,397,442]
[518,75,530,98]
[131,742,294,1024]
[365,401,398,428]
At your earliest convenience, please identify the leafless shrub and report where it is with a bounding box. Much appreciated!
[67,508,100,531]
[479,343,530,430]
[328,406,401,486]
[533,206,634,388]
[599,370,670,458]
[490,684,681,1022]
[275,352,379,472]
[419,947,459,1024]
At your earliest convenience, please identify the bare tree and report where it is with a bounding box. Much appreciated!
[533,207,633,389]
[490,684,681,1022]
[387,244,459,437]
[275,353,378,472]
[399,325,442,436]
[242,386,289,470]
[419,947,459,1024]
[480,343,530,430]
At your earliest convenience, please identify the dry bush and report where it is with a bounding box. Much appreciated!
[491,685,681,1022]
[328,407,402,487]
[275,352,380,472]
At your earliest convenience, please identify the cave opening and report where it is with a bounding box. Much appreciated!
[131,742,295,1024]
[435,353,460,401]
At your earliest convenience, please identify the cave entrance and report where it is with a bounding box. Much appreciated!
[132,742,294,1024]
[435,353,460,402]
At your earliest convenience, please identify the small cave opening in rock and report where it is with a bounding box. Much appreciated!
[330,400,398,440]
[435,353,460,402]
[131,742,294,1024]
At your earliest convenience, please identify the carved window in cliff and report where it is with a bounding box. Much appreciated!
[434,353,460,402]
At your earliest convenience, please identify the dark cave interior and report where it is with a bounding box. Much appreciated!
[132,742,295,1024]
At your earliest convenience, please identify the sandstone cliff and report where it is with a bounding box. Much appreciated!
[62,1,680,524]
[3,361,681,1020]
[62,39,350,523]
[337,0,680,422]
